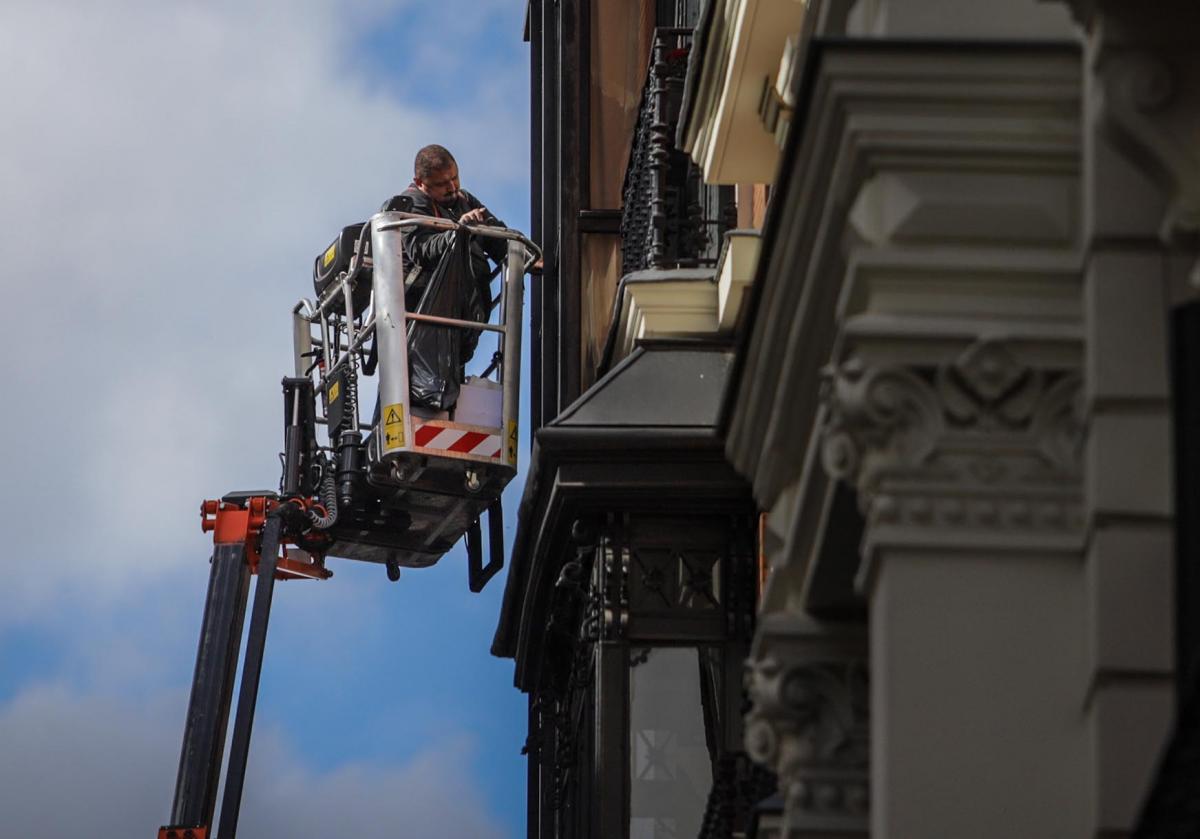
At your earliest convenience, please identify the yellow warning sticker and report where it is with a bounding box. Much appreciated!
[328,380,340,404]
[323,242,337,268]
[383,403,405,450]
[506,420,518,465]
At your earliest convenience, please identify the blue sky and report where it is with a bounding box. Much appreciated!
[0,1,532,836]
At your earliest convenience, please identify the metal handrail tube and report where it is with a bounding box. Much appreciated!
[405,312,506,334]
[500,239,524,466]
[374,213,543,260]
[342,276,356,346]
[312,271,367,321]
[460,225,541,250]
[292,300,315,377]
[310,338,357,353]
[370,215,412,441]
[318,312,334,379]
[374,215,459,233]
[317,314,375,388]
[306,218,539,325]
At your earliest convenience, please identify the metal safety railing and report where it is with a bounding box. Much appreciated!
[620,27,735,276]
[290,212,541,455]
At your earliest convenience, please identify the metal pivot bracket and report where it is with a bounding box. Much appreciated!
[466,499,505,593]
[200,495,332,581]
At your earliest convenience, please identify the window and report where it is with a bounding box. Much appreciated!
[629,647,714,838]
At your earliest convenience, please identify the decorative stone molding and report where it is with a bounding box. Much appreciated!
[819,360,941,485]
[1058,1,1200,242]
[847,171,1078,249]
[1095,47,1200,241]
[820,339,1086,553]
[744,614,869,834]
[725,39,1091,838]
[724,43,1082,512]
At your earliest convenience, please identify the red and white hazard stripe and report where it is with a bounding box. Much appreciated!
[413,421,502,459]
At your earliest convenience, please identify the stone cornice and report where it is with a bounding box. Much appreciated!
[722,43,1083,619]
[724,41,1082,514]
[1055,0,1200,242]
[820,339,1086,583]
[1092,43,1200,242]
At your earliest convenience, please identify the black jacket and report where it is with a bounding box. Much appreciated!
[380,186,507,303]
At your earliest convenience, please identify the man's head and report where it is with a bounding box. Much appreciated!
[413,144,460,207]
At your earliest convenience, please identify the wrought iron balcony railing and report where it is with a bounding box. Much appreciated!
[620,28,735,277]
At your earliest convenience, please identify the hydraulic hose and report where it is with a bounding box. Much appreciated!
[307,463,339,530]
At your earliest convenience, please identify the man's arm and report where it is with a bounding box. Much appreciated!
[382,191,456,268]
[460,191,509,264]
[405,226,457,268]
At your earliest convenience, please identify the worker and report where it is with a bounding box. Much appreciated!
[378,144,510,410]
[380,144,508,310]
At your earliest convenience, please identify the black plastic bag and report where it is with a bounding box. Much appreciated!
[407,230,488,410]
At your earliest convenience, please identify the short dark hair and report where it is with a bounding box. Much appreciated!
[414,144,456,181]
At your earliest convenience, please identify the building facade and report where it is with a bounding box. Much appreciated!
[497,0,1200,836]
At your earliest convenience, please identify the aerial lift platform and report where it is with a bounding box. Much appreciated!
[158,212,540,839]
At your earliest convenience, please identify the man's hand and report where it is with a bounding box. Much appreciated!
[460,207,490,225]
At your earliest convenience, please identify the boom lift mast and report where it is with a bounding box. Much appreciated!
[158,213,540,839]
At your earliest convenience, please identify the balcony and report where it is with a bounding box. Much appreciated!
[620,28,736,277]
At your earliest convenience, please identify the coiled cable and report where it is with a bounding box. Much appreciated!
[306,457,339,529]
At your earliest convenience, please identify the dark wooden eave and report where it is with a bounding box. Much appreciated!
[492,341,751,691]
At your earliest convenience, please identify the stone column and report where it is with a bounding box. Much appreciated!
[736,37,1097,837]
[814,38,1095,837]
[822,341,1090,838]
[1059,2,1200,831]
[745,613,869,838]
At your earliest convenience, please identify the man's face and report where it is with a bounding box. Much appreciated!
[417,163,461,207]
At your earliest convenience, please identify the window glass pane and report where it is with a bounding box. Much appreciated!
[629,647,713,839]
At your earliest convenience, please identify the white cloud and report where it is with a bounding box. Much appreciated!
[0,0,528,614]
[0,684,180,837]
[0,5,529,836]
[0,683,505,839]
[239,728,505,839]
